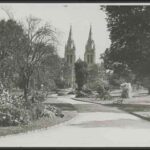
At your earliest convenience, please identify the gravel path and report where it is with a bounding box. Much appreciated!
[0,95,150,147]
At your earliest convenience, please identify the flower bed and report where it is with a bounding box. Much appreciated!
[0,110,77,137]
[0,84,77,136]
[0,83,65,127]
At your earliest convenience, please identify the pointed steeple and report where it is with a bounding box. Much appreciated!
[68,25,73,42]
[88,25,92,42]
[66,25,75,50]
[84,25,96,65]
[86,25,95,51]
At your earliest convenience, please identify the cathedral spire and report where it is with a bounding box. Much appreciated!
[84,25,96,65]
[66,25,75,50]
[86,25,95,51]
[88,25,92,41]
[68,25,72,42]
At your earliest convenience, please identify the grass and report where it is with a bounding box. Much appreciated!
[0,110,77,137]
[73,90,150,121]
[0,90,78,137]
[109,104,150,112]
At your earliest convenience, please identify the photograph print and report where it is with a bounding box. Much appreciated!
[0,2,149,147]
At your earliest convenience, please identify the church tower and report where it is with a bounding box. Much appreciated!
[84,25,96,66]
[64,25,76,88]
[65,25,76,65]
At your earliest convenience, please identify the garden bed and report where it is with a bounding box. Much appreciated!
[0,110,77,137]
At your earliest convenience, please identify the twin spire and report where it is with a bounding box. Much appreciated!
[65,25,95,65]
[66,25,94,51]
[68,24,92,41]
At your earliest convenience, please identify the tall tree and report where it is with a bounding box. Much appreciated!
[75,59,88,91]
[0,19,26,88]
[101,6,150,92]
[15,16,57,100]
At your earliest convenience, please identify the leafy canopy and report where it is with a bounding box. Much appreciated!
[101,6,150,79]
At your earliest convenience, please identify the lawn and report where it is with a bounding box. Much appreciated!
[0,110,77,137]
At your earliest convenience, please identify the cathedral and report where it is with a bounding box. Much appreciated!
[64,25,96,88]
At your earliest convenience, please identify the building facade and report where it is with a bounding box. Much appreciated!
[64,26,76,88]
[64,25,96,88]
[84,25,96,67]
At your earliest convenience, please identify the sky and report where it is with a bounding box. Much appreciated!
[0,3,111,63]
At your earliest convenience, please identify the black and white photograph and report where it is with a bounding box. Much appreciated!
[0,2,149,147]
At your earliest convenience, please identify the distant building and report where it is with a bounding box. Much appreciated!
[84,25,96,67]
[64,25,76,88]
[64,25,96,88]
[64,25,76,66]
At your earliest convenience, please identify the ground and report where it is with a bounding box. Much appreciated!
[1,94,150,147]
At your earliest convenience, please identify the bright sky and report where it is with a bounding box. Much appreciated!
[0,3,111,63]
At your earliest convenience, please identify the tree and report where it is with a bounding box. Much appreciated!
[75,59,88,91]
[35,50,62,90]
[0,19,26,89]
[101,6,150,92]
[86,64,99,90]
[17,16,57,100]
[7,16,57,101]
[54,58,72,89]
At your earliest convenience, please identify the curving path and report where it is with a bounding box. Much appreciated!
[0,95,150,147]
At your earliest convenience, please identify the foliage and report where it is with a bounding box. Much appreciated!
[86,64,99,89]
[141,77,150,93]
[55,79,66,89]
[0,19,26,89]
[75,59,88,91]
[0,84,30,126]
[0,83,63,127]
[16,16,57,100]
[0,17,59,100]
[75,90,89,98]
[101,6,150,89]
[96,79,112,100]
[107,70,136,89]
[86,63,109,90]
[37,53,63,90]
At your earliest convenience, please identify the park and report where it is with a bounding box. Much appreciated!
[0,4,150,147]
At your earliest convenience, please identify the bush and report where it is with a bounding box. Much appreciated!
[82,88,92,94]
[0,84,64,127]
[29,91,46,103]
[75,90,89,98]
[44,105,64,118]
[96,80,112,100]
[0,96,30,126]
[28,91,64,120]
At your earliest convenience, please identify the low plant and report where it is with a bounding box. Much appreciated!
[0,84,64,127]
[96,80,112,100]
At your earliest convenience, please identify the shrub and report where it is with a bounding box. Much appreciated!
[0,84,64,127]
[44,105,64,118]
[96,80,112,100]
[75,90,89,98]
[82,88,92,94]
[27,91,64,120]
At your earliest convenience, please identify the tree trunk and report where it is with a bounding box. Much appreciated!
[23,77,30,102]
[148,88,150,94]
[24,87,28,101]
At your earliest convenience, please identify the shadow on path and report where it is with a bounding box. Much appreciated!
[69,118,150,129]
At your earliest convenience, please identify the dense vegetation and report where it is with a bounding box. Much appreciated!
[101,6,150,92]
[0,17,66,126]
